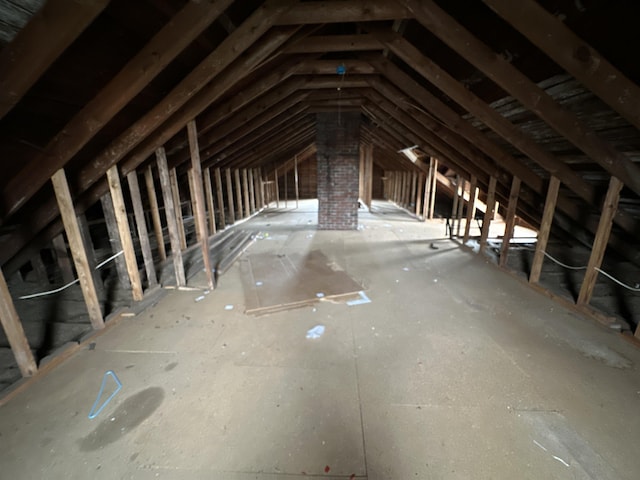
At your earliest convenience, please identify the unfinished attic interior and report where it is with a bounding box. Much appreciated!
[1,0,640,477]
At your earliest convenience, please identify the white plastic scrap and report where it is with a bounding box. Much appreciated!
[224,304,234,310]
[194,295,205,302]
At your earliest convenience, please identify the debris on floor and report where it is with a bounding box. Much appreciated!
[306,325,325,339]
[88,370,122,420]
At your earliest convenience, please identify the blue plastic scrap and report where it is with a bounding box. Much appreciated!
[347,291,372,306]
[336,64,346,75]
[88,370,122,419]
[306,325,325,339]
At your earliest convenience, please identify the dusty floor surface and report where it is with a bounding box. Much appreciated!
[0,200,639,479]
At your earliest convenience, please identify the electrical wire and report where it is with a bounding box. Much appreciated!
[518,246,640,292]
[18,250,124,300]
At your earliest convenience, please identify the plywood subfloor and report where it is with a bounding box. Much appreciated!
[240,250,363,315]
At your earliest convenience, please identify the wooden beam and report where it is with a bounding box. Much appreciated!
[179,65,306,160]
[400,0,640,197]
[234,170,244,219]
[429,158,438,219]
[577,177,624,306]
[277,1,412,24]
[371,42,637,235]
[31,254,49,286]
[479,176,497,254]
[187,171,201,241]
[450,175,460,237]
[529,176,561,284]
[203,168,217,235]
[463,176,478,243]
[144,166,166,261]
[52,234,74,283]
[275,168,280,208]
[126,170,158,289]
[76,213,105,299]
[0,267,37,377]
[0,0,108,120]
[283,34,383,53]
[215,168,226,229]
[483,0,640,133]
[499,176,521,268]
[242,169,251,215]
[51,169,104,329]
[248,169,256,214]
[2,0,234,220]
[156,148,186,287]
[370,55,637,230]
[106,166,143,301]
[365,144,373,209]
[91,3,296,187]
[99,193,131,290]
[170,169,187,250]
[187,120,214,290]
[456,177,466,237]
[225,169,236,224]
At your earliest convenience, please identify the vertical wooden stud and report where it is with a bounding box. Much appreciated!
[0,267,37,377]
[234,169,244,218]
[450,174,460,237]
[51,169,104,329]
[499,176,521,267]
[156,148,186,287]
[106,166,143,301]
[215,168,226,229]
[456,178,466,237]
[529,176,561,283]
[170,168,187,250]
[187,120,214,290]
[144,166,166,261]
[100,193,131,289]
[463,175,478,243]
[577,176,624,306]
[294,157,300,208]
[225,168,235,225]
[242,168,251,216]
[52,233,74,283]
[429,158,438,219]
[203,167,217,235]
[248,168,256,214]
[479,176,497,254]
[187,170,201,241]
[274,168,280,208]
[127,170,158,288]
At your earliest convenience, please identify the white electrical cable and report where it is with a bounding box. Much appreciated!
[18,250,124,300]
[518,246,640,292]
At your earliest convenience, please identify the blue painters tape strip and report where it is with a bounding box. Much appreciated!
[88,370,122,420]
